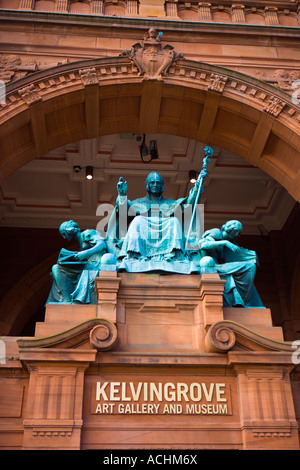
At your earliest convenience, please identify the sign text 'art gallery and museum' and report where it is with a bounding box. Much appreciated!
[92,379,232,416]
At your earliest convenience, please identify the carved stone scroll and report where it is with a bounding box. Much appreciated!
[89,320,118,351]
[17,319,115,350]
[205,322,236,352]
[205,320,293,353]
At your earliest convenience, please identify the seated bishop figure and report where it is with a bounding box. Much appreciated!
[106,171,205,272]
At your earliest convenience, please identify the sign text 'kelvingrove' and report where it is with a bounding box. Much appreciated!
[92,378,232,415]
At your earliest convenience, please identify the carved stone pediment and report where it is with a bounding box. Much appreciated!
[121,27,183,80]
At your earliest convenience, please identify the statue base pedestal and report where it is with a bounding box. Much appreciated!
[0,272,299,450]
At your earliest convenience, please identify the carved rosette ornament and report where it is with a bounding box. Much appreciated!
[121,28,183,80]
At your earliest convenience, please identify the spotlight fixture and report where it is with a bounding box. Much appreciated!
[86,166,93,180]
[139,134,159,163]
[73,165,94,180]
[189,170,197,184]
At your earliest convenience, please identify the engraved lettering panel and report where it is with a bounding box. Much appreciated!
[89,375,234,416]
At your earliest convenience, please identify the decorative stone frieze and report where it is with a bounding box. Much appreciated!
[10,0,300,23]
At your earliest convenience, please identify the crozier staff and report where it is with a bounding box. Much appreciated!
[184,145,214,253]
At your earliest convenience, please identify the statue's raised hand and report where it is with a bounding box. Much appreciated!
[117,177,127,196]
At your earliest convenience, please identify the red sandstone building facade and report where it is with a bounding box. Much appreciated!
[0,0,300,450]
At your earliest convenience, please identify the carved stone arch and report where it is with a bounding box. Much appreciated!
[0,54,300,204]
[1,53,300,335]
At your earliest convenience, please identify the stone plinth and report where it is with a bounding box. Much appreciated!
[0,272,299,449]
[115,272,225,353]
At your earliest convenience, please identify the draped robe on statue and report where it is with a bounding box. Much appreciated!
[199,228,264,308]
[106,194,201,260]
[47,229,106,304]
[119,196,187,259]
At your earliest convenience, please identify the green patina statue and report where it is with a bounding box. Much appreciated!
[106,146,214,274]
[106,171,205,274]
[47,146,264,307]
[47,220,106,304]
[198,220,264,307]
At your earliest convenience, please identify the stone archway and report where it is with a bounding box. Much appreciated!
[1,48,300,336]
[0,52,300,202]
